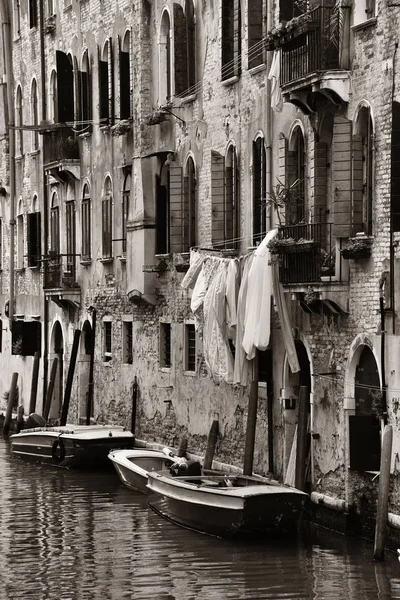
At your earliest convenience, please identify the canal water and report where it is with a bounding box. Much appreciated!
[1,439,400,600]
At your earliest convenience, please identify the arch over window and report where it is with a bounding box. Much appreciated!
[49,70,57,123]
[119,30,132,119]
[82,183,91,261]
[102,177,113,259]
[252,135,266,245]
[122,173,130,256]
[159,10,172,103]
[66,184,76,276]
[78,49,92,132]
[50,191,60,255]
[30,79,39,152]
[225,144,239,249]
[15,85,23,156]
[184,156,197,250]
[17,198,24,269]
[99,39,113,125]
[287,125,306,225]
[56,51,74,123]
[353,104,374,235]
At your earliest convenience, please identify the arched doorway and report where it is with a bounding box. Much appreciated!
[349,345,381,471]
[49,321,64,419]
[78,320,93,421]
[282,340,311,485]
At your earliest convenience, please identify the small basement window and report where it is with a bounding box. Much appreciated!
[160,322,171,368]
[185,324,196,372]
[103,321,112,362]
[12,320,41,356]
[122,321,133,365]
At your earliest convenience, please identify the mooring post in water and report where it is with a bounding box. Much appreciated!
[203,419,219,470]
[60,329,81,426]
[43,357,58,422]
[131,376,138,435]
[3,372,19,436]
[86,308,96,425]
[243,380,258,476]
[374,424,393,561]
[295,386,309,491]
[16,405,24,433]
[177,436,188,458]
[29,351,40,415]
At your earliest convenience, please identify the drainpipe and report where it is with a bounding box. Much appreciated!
[0,0,15,322]
[379,280,388,425]
[39,0,49,408]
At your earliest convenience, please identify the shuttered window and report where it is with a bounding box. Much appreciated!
[119,33,131,120]
[287,127,306,225]
[99,39,113,125]
[27,211,41,267]
[185,324,196,372]
[332,115,352,237]
[102,195,113,259]
[82,185,91,261]
[65,201,76,275]
[173,1,196,97]
[50,195,60,255]
[122,175,130,256]
[248,0,265,69]
[252,137,267,245]
[56,51,74,123]
[78,50,91,133]
[184,157,197,251]
[160,323,172,368]
[221,0,241,81]
[169,164,183,253]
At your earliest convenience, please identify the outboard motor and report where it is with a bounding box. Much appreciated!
[178,460,201,476]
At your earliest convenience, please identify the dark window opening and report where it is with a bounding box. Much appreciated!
[248,0,264,69]
[56,51,74,123]
[225,146,239,249]
[82,185,91,260]
[12,320,41,356]
[27,211,41,267]
[99,41,113,125]
[160,323,171,368]
[252,137,267,245]
[120,37,131,119]
[257,348,272,383]
[221,0,241,81]
[78,51,91,133]
[156,169,170,254]
[185,324,196,371]
[279,0,304,23]
[184,157,197,251]
[103,321,112,362]
[102,180,113,259]
[287,127,306,225]
[65,201,76,276]
[29,0,37,28]
[122,175,130,256]
[123,321,133,365]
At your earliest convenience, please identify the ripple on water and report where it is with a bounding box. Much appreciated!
[1,439,400,600]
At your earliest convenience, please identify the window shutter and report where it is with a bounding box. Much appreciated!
[56,51,74,123]
[278,132,287,186]
[174,4,188,96]
[332,115,352,237]
[108,37,114,124]
[352,134,363,234]
[169,164,183,253]
[313,142,327,223]
[98,47,108,124]
[233,0,241,77]
[211,151,225,246]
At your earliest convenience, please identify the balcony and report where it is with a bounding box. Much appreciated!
[266,5,350,109]
[43,254,81,308]
[42,125,80,182]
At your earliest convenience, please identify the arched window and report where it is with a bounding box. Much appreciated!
[122,174,130,256]
[27,194,41,268]
[252,135,266,245]
[225,145,239,249]
[287,126,306,225]
[102,177,113,259]
[15,85,23,157]
[56,51,74,123]
[81,184,91,261]
[221,0,241,81]
[50,192,60,255]
[17,198,24,269]
[78,50,92,132]
[159,10,172,103]
[66,184,76,277]
[119,31,132,120]
[248,0,266,69]
[30,79,39,152]
[184,156,197,250]
[49,70,57,123]
[156,160,170,255]
[354,105,374,235]
[99,39,113,125]
[174,1,196,97]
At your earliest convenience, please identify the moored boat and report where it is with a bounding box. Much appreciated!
[108,448,176,493]
[10,425,134,468]
[147,471,308,538]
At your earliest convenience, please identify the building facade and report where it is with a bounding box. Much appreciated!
[1,0,400,533]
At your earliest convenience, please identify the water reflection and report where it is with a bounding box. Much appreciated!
[1,438,400,599]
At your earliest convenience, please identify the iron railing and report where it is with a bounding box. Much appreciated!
[280,5,347,86]
[43,254,78,289]
[43,126,79,165]
[274,222,336,284]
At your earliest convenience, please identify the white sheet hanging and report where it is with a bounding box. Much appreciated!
[272,263,300,373]
[268,50,283,113]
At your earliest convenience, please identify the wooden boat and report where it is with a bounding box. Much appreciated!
[147,471,308,538]
[10,425,134,468]
[108,448,176,493]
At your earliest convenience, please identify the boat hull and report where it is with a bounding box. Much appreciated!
[108,450,175,493]
[10,426,134,468]
[147,473,307,538]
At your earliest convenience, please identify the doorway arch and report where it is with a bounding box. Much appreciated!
[49,320,64,419]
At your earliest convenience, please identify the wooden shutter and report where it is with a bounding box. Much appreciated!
[27,212,40,267]
[211,151,225,245]
[108,37,114,124]
[332,115,352,237]
[233,0,241,76]
[174,4,188,96]
[98,47,108,124]
[352,134,363,234]
[56,51,74,123]
[169,164,183,253]
[313,142,327,223]
[278,132,287,186]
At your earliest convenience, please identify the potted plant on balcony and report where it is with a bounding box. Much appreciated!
[341,235,373,260]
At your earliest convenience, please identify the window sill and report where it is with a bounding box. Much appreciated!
[28,149,40,157]
[99,257,114,264]
[15,267,25,273]
[179,93,197,105]
[15,155,24,162]
[78,130,92,139]
[28,265,40,271]
[183,370,197,377]
[248,63,267,75]
[117,255,127,263]
[159,367,172,373]
[13,35,21,43]
[221,75,240,87]
[63,4,72,12]
[80,259,92,266]
[352,18,377,32]
[100,125,111,133]
[155,253,172,260]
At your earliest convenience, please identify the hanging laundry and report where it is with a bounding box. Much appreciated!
[181,250,205,290]
[233,254,254,386]
[225,258,239,340]
[191,257,222,314]
[203,261,234,383]
[272,263,300,373]
[242,230,277,361]
[268,50,283,113]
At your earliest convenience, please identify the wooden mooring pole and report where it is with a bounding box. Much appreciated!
[60,329,81,426]
[131,376,138,435]
[295,386,309,492]
[3,372,19,436]
[243,380,258,476]
[203,419,219,470]
[86,309,96,425]
[29,351,40,415]
[374,424,393,560]
[43,357,58,422]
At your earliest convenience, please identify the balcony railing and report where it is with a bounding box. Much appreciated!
[43,126,79,165]
[279,5,346,86]
[272,222,336,284]
[43,254,78,290]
